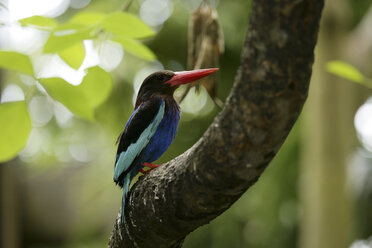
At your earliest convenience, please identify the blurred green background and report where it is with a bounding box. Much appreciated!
[1,0,372,247]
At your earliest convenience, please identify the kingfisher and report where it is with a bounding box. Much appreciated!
[114,68,219,224]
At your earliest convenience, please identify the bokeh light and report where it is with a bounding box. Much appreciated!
[179,86,209,114]
[53,101,73,128]
[140,0,174,27]
[69,0,91,9]
[354,97,372,152]
[28,95,54,127]
[96,40,124,72]
[8,0,69,20]
[0,83,24,103]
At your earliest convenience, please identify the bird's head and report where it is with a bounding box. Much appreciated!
[135,68,218,107]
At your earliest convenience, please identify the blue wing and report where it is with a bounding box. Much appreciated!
[114,98,165,184]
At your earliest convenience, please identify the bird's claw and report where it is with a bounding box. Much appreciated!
[142,162,162,169]
[140,162,163,174]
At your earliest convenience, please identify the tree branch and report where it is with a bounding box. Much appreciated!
[108,0,324,247]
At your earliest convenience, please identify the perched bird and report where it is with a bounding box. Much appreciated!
[114,68,219,224]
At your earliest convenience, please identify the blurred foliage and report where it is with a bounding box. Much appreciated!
[0,51,34,75]
[0,0,299,247]
[58,42,86,69]
[0,101,31,162]
[0,6,156,161]
[348,0,372,28]
[19,15,58,29]
[19,11,155,57]
[39,66,113,120]
[0,0,371,247]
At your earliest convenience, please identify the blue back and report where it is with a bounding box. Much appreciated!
[129,104,180,179]
[143,105,180,162]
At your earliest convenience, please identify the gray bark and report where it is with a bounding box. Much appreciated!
[109,0,324,247]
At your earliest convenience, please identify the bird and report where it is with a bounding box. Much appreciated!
[114,68,219,224]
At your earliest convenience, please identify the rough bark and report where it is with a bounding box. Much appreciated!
[109,0,324,247]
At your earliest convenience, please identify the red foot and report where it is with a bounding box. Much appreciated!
[142,162,162,169]
[140,162,163,174]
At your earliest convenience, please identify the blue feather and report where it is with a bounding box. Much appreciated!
[142,106,180,163]
[120,174,131,223]
[114,101,165,181]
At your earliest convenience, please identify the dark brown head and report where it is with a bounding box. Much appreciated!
[135,68,218,107]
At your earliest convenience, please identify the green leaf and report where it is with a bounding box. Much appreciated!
[69,12,106,26]
[113,37,155,60]
[19,15,57,30]
[58,42,86,69]
[102,12,154,39]
[326,61,365,84]
[54,23,87,31]
[0,51,34,75]
[38,66,112,120]
[39,77,94,120]
[79,66,113,108]
[44,24,92,53]
[0,101,31,162]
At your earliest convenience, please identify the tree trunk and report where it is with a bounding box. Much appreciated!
[109,0,324,247]
[0,71,21,248]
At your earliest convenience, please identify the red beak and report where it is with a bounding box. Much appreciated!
[165,68,219,87]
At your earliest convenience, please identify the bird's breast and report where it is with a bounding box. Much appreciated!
[142,105,180,162]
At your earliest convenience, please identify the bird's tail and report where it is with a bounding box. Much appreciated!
[120,174,131,224]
